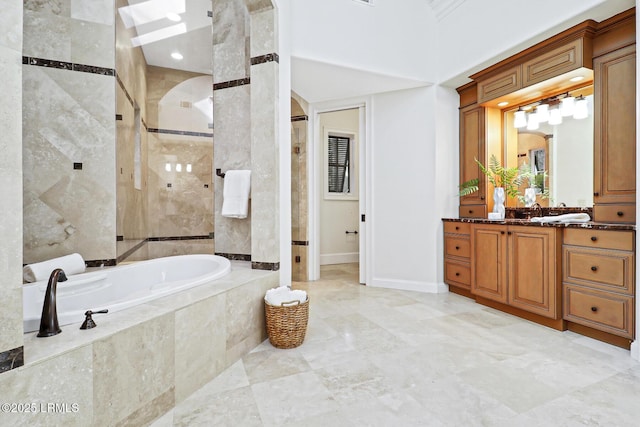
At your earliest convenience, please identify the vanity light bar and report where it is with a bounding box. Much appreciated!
[515,91,588,129]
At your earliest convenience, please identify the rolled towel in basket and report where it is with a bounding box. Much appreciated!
[23,253,86,283]
[265,286,307,306]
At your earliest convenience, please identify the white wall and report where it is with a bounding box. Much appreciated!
[290,0,436,81]
[319,109,360,264]
[367,86,448,292]
[437,0,635,85]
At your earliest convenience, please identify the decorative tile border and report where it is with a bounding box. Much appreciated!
[213,77,251,91]
[291,115,308,122]
[250,53,279,65]
[0,346,24,374]
[147,128,213,138]
[292,240,309,246]
[252,261,280,271]
[85,259,117,268]
[115,114,123,121]
[216,253,252,262]
[22,56,115,76]
[148,235,213,241]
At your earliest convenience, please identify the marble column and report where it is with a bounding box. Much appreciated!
[213,0,252,259]
[0,0,24,374]
[250,6,280,270]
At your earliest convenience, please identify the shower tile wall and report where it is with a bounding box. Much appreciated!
[213,0,253,258]
[291,102,309,281]
[146,66,214,239]
[22,0,116,264]
[0,0,24,371]
[115,0,148,246]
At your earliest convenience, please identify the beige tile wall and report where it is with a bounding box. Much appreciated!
[0,0,24,365]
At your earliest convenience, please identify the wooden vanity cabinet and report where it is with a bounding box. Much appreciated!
[563,228,635,339]
[593,43,636,223]
[471,224,561,319]
[444,222,471,292]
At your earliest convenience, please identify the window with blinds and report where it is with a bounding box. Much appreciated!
[327,135,351,193]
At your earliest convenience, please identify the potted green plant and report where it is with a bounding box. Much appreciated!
[458,155,520,220]
[458,155,521,198]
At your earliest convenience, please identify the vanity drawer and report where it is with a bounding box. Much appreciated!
[444,222,471,235]
[563,284,634,339]
[445,260,471,289]
[593,204,636,224]
[563,228,634,251]
[459,205,487,219]
[563,247,634,294]
[445,236,470,259]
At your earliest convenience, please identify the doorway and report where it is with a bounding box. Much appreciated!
[309,102,368,284]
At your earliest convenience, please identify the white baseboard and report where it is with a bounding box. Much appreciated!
[368,277,449,294]
[320,252,359,265]
[631,341,639,361]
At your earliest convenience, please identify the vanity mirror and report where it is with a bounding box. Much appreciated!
[503,85,594,208]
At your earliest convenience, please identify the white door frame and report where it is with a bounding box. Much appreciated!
[307,96,372,284]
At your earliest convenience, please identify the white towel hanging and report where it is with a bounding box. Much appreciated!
[221,170,251,219]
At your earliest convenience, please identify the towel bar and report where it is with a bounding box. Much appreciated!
[345,231,358,235]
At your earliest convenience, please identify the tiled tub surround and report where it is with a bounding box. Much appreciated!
[0,0,24,369]
[0,263,278,426]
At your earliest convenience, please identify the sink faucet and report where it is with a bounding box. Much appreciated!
[530,202,543,218]
[37,268,68,337]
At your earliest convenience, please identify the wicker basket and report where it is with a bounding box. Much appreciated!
[264,297,309,349]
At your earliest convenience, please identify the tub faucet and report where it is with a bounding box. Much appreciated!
[37,268,67,337]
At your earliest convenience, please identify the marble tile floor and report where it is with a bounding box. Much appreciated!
[151,263,640,426]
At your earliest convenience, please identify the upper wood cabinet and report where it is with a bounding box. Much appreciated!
[593,43,636,223]
[458,103,501,217]
[522,38,591,86]
[477,67,521,104]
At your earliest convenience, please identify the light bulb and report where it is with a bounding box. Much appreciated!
[536,103,549,123]
[176,163,182,172]
[527,111,539,130]
[514,108,527,128]
[548,106,563,125]
[165,163,171,172]
[561,96,575,117]
[186,164,192,173]
[573,96,588,120]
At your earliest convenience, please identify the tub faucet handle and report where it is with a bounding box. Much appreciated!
[80,309,109,330]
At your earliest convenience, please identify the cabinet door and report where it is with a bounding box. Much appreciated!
[508,227,560,319]
[593,45,636,206]
[459,105,486,207]
[471,225,508,303]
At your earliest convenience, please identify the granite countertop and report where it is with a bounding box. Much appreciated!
[442,217,636,231]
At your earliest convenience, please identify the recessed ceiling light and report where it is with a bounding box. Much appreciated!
[497,101,509,107]
[166,12,181,22]
[570,76,584,82]
[171,52,183,60]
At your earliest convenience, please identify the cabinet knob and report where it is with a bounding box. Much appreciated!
[455,272,460,276]
[590,236,597,242]
[594,192,599,197]
[468,210,473,214]
[507,231,512,235]
[617,211,624,217]
[591,266,598,272]
[455,226,459,230]
[591,306,598,312]
[455,246,460,250]
[500,231,505,235]
[480,196,485,200]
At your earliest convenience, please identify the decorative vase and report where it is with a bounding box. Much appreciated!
[493,187,505,219]
[524,187,537,207]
